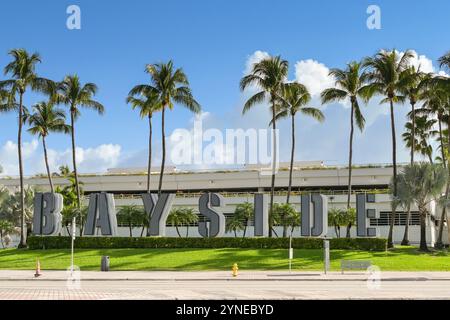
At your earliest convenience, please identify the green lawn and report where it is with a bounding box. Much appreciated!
[0,247,448,271]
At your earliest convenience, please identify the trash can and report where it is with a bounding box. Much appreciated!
[101,256,110,272]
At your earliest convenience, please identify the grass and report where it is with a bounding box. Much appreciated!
[0,246,448,271]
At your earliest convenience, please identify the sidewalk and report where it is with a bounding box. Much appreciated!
[1,270,450,281]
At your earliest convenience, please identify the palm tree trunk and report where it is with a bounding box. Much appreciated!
[419,206,429,252]
[411,102,416,164]
[18,92,26,248]
[401,204,411,246]
[345,102,355,238]
[129,223,133,237]
[286,115,295,204]
[158,107,166,196]
[42,136,54,193]
[268,99,277,238]
[347,103,355,209]
[147,114,152,193]
[140,225,145,237]
[387,99,398,249]
[438,117,446,168]
[186,225,189,237]
[271,227,279,238]
[175,225,181,238]
[70,110,82,237]
[435,117,450,248]
[401,102,416,246]
[345,224,352,238]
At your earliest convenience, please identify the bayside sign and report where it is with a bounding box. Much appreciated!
[32,192,378,238]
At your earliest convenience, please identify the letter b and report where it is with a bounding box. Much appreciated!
[32,193,63,235]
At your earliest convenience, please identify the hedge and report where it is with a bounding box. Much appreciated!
[28,236,387,251]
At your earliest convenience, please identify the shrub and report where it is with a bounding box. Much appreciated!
[28,236,387,251]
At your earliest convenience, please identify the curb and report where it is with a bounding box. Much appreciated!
[0,277,449,282]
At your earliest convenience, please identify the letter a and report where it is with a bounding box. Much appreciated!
[366,5,381,30]
[66,5,81,30]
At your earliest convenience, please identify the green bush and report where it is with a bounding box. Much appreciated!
[28,236,387,251]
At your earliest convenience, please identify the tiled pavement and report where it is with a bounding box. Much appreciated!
[0,271,449,300]
[0,278,449,300]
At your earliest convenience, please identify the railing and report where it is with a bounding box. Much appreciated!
[113,189,390,200]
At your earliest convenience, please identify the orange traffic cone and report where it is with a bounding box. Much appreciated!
[34,259,42,277]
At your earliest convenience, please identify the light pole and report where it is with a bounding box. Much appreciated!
[70,216,76,277]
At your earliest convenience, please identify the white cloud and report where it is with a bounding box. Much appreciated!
[294,59,335,97]
[1,49,443,177]
[0,140,122,176]
[243,50,271,75]
[405,50,434,73]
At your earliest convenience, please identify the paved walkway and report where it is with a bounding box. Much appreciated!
[0,270,449,281]
[0,271,449,300]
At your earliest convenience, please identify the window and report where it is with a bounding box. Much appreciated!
[370,212,420,226]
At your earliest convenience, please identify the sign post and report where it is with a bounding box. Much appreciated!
[70,216,76,277]
[288,235,293,273]
[323,238,330,275]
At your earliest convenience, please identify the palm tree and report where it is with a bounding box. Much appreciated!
[127,87,161,193]
[398,67,427,164]
[167,207,198,237]
[117,205,142,237]
[417,84,448,167]
[321,62,367,214]
[277,82,324,204]
[399,67,432,247]
[438,51,450,70]
[402,115,436,163]
[362,49,414,248]
[0,87,17,115]
[0,220,16,248]
[226,215,245,238]
[0,49,53,247]
[56,75,104,215]
[395,163,447,251]
[240,55,288,237]
[129,61,201,195]
[61,206,77,236]
[272,203,299,237]
[435,52,450,248]
[416,70,450,248]
[0,187,35,238]
[233,202,254,237]
[167,208,185,237]
[181,208,198,237]
[328,208,345,238]
[139,210,149,237]
[27,102,70,193]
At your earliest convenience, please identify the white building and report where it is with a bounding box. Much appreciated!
[1,161,448,246]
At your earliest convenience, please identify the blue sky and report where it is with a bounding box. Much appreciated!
[0,0,449,175]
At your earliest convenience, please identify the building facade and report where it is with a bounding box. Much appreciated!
[1,162,448,245]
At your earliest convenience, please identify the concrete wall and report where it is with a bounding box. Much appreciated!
[5,193,447,248]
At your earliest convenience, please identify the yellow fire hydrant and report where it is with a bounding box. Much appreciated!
[232,263,239,277]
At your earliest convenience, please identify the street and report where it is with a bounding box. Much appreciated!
[0,271,449,300]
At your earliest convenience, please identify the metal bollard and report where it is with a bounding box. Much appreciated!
[101,256,110,272]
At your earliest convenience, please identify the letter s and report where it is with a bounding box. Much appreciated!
[198,193,225,237]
